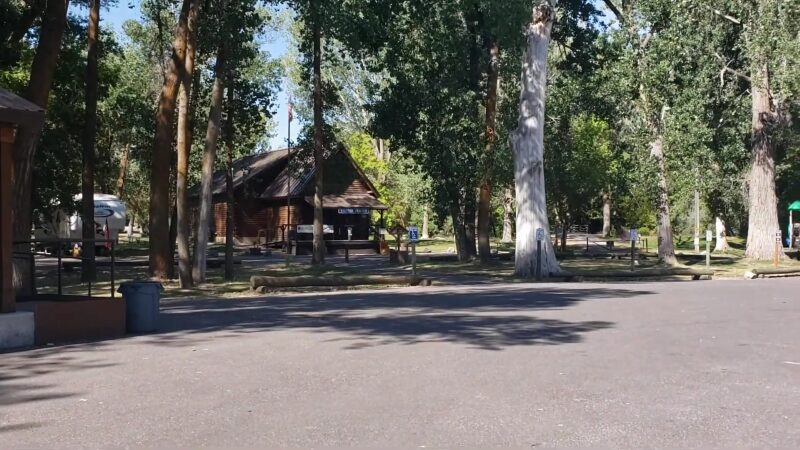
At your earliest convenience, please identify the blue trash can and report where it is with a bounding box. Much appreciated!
[118,281,163,333]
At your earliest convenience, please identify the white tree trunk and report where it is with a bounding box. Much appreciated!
[502,187,514,242]
[510,2,560,278]
[745,63,783,260]
[650,135,677,266]
[714,216,729,253]
[421,205,430,239]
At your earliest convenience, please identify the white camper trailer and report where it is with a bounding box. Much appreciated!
[34,194,127,252]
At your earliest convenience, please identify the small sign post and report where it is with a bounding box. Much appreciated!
[345,226,353,264]
[629,228,638,272]
[408,226,419,275]
[774,231,782,268]
[535,228,544,281]
[705,230,713,268]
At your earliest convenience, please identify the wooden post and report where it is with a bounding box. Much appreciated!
[774,232,780,268]
[0,126,15,313]
[411,241,417,275]
[630,239,635,272]
[535,240,542,281]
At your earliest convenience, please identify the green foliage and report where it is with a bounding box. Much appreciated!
[342,131,386,181]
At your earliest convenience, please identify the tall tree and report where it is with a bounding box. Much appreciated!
[193,9,228,284]
[224,71,235,281]
[148,0,193,279]
[12,0,70,295]
[176,0,200,288]
[727,0,800,260]
[310,0,325,265]
[602,0,682,265]
[477,38,499,262]
[81,0,100,282]
[511,1,560,277]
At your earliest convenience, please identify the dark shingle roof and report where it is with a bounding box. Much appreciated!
[0,88,45,127]
[190,148,289,198]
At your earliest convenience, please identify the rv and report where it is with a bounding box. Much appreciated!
[34,194,127,254]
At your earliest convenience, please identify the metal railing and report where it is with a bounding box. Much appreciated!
[13,238,116,298]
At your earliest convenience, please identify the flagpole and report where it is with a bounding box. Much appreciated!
[286,98,292,267]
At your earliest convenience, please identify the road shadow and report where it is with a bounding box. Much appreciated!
[150,285,649,350]
[0,343,114,409]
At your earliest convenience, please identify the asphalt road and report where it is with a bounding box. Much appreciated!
[2,279,799,447]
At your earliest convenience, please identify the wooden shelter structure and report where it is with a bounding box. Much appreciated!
[789,200,800,249]
[0,88,45,314]
[191,147,388,255]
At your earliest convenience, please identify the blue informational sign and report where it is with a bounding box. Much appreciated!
[408,226,419,242]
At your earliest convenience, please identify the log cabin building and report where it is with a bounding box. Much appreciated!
[191,147,388,255]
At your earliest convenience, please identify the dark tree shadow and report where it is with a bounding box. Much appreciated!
[147,285,648,350]
[0,344,114,409]
[0,285,648,411]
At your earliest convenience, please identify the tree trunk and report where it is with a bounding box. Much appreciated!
[193,38,227,284]
[560,221,568,253]
[224,71,235,282]
[80,0,99,282]
[714,216,729,253]
[148,0,193,280]
[510,2,560,278]
[168,196,177,279]
[478,39,500,263]
[464,193,477,258]
[745,63,783,260]
[175,0,199,288]
[450,205,470,262]
[650,135,677,265]
[12,0,70,295]
[602,190,612,237]
[311,3,325,266]
[116,143,130,199]
[502,187,514,242]
[421,205,430,239]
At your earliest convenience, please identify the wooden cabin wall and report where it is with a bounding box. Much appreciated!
[212,199,304,244]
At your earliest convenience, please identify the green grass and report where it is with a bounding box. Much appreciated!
[38,235,800,299]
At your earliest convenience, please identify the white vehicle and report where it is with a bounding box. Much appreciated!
[34,194,127,253]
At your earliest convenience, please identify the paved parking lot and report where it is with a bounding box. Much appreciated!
[2,279,799,447]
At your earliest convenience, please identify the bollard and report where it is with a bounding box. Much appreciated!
[411,241,417,275]
[535,240,542,281]
[630,239,635,272]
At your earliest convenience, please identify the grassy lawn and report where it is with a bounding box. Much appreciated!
[35,236,800,300]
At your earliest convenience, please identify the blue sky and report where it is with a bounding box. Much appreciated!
[101,1,297,151]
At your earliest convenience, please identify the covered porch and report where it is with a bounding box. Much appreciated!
[292,194,388,255]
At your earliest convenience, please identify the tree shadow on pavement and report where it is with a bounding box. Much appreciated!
[150,285,651,350]
[0,343,114,410]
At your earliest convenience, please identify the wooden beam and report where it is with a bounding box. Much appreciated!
[0,125,15,313]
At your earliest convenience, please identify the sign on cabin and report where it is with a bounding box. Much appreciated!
[337,208,370,215]
[296,224,334,234]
